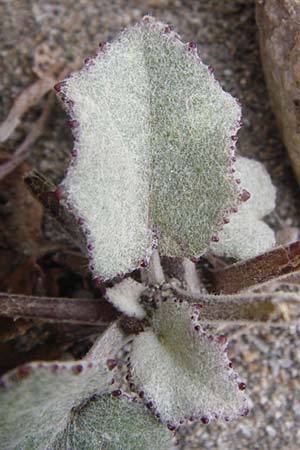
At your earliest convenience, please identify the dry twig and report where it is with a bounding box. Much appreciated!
[0,77,55,143]
[0,92,56,182]
[0,292,118,326]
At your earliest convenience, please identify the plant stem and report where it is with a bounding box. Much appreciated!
[0,292,118,325]
[206,241,300,294]
[141,249,165,285]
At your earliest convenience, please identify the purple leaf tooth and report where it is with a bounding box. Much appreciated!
[111,389,122,397]
[187,41,197,50]
[72,364,84,374]
[201,416,209,424]
[54,82,64,93]
[54,186,63,201]
[68,119,78,129]
[106,359,117,371]
[240,189,251,202]
[99,40,106,50]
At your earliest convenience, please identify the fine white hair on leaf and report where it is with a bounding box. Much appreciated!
[0,364,172,450]
[0,361,110,449]
[64,393,173,450]
[58,16,242,281]
[210,157,276,260]
[105,278,146,319]
[129,299,247,425]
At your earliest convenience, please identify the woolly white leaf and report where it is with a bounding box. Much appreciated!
[0,361,110,449]
[58,17,241,280]
[0,364,172,450]
[61,393,173,450]
[211,157,276,259]
[129,299,247,424]
[106,278,146,319]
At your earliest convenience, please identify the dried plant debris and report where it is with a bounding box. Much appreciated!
[0,163,43,294]
[0,76,55,143]
[0,92,56,182]
[208,241,300,295]
[129,298,247,426]
[56,16,243,281]
[210,157,276,260]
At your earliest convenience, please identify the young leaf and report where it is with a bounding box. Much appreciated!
[129,299,247,425]
[105,278,146,319]
[210,157,276,260]
[58,17,241,280]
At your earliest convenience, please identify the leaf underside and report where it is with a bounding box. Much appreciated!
[0,363,172,450]
[129,299,247,424]
[60,17,241,280]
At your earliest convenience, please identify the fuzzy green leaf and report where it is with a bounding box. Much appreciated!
[0,363,172,450]
[210,157,276,259]
[129,299,247,425]
[0,361,110,449]
[59,17,241,280]
[58,394,173,450]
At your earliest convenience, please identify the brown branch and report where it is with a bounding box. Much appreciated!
[0,292,118,325]
[0,92,56,182]
[205,241,300,294]
[24,170,87,252]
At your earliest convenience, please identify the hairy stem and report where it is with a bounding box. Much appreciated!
[0,292,118,325]
[182,258,203,295]
[141,249,165,285]
[172,284,300,322]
